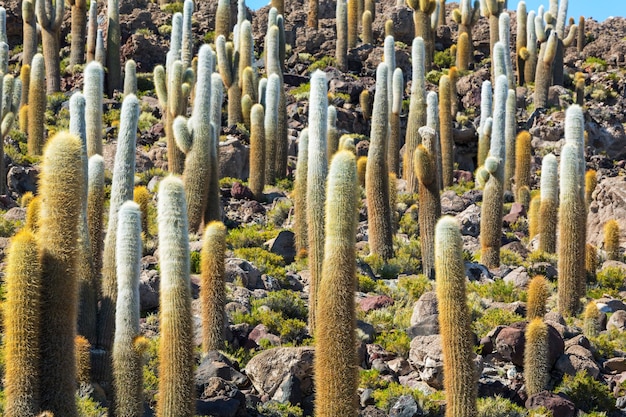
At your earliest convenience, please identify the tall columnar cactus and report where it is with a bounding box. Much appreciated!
[558,108,586,317]
[604,220,620,261]
[200,221,227,353]
[583,300,600,338]
[477,80,492,167]
[480,74,507,268]
[405,37,427,193]
[124,59,138,97]
[216,35,243,128]
[173,45,214,233]
[366,63,394,261]
[435,216,477,417]
[528,194,541,239]
[514,131,532,202]
[415,127,441,280]
[264,73,281,184]
[347,0,359,48]
[308,0,318,28]
[95,29,106,66]
[538,153,558,253]
[527,275,549,320]
[306,71,328,333]
[336,0,348,70]
[112,201,143,417]
[27,54,45,156]
[520,10,538,85]
[106,0,121,95]
[585,169,597,207]
[216,0,231,39]
[86,0,97,62]
[210,72,224,136]
[456,33,470,71]
[406,0,437,71]
[362,11,373,45]
[524,318,550,396]
[19,63,30,111]
[452,0,479,70]
[294,128,309,257]
[84,62,104,157]
[577,16,585,52]
[4,230,41,417]
[88,155,105,290]
[238,20,254,89]
[181,0,194,68]
[483,0,505,64]
[249,103,266,201]
[22,0,38,67]
[439,75,454,187]
[97,95,140,382]
[503,88,517,192]
[327,106,340,162]
[499,13,515,89]
[492,41,507,81]
[516,2,528,85]
[425,91,442,190]
[314,150,358,417]
[38,132,84,417]
[35,0,64,93]
[586,243,598,282]
[534,31,558,109]
[0,74,18,193]
[156,176,194,417]
[389,68,403,176]
[69,0,87,67]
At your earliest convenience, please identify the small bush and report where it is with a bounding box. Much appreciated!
[358,273,377,293]
[267,199,292,227]
[308,56,336,72]
[597,266,626,291]
[477,395,526,417]
[468,280,526,303]
[472,308,524,338]
[374,329,411,357]
[499,249,524,267]
[434,49,454,69]
[228,224,279,249]
[398,274,433,302]
[257,401,304,417]
[556,371,615,413]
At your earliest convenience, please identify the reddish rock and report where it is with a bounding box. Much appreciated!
[359,295,394,313]
[526,391,576,417]
[231,182,254,200]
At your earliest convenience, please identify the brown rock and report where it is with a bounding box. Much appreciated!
[526,391,576,417]
[359,295,394,313]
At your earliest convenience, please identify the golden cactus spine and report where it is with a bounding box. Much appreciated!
[38,132,84,417]
[293,129,309,257]
[4,230,41,417]
[604,220,620,261]
[584,169,596,207]
[524,318,550,396]
[201,221,227,353]
[133,186,150,235]
[314,150,359,417]
[27,53,45,155]
[514,131,532,202]
[585,243,597,282]
[539,153,558,253]
[347,0,359,48]
[528,195,541,239]
[336,0,348,70]
[526,275,549,320]
[435,216,477,417]
[157,176,194,417]
[249,103,266,201]
[583,300,600,338]
[438,74,454,187]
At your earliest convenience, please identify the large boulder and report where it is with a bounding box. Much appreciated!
[587,176,626,249]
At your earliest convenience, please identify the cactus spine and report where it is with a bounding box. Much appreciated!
[503,88,517,191]
[84,62,104,157]
[452,0,480,69]
[5,230,41,417]
[577,16,585,52]
[538,153,558,253]
[477,80,493,167]
[294,129,309,257]
[585,169,596,207]
[347,0,359,48]
[524,318,550,396]
[514,131,532,202]
[264,73,281,184]
[106,0,121,95]
[439,74,454,187]
[249,103,266,201]
[480,75,507,268]
[38,132,84,417]
[604,220,620,261]
[435,216,477,417]
[526,275,549,320]
[86,0,97,62]
[499,13,515,89]
[200,221,227,353]
[69,0,87,67]
[583,300,600,338]
[157,176,194,417]
[405,37,427,193]
[366,63,394,260]
[308,0,318,28]
[407,0,437,71]
[112,201,143,417]
[216,0,231,39]
[426,91,443,190]
[306,70,328,333]
[35,0,64,93]
[415,127,441,280]
[534,31,558,109]
[314,150,359,417]
[134,186,150,235]
[88,155,105,291]
[362,10,373,45]
[124,59,138,97]
[389,68,403,176]
[484,0,505,68]
[27,54,45,155]
[336,0,348,69]
[516,2,528,85]
[528,195,541,239]
[22,0,38,67]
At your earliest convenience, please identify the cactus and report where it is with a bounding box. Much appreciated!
[22,0,38,67]
[528,195,541,239]
[405,37,427,193]
[97,95,140,382]
[435,216,477,417]
[86,0,97,62]
[39,132,84,417]
[124,59,138,97]
[134,186,150,235]
[27,54,45,155]
[483,0,505,65]
[327,106,340,162]
[25,195,40,231]
[526,275,549,320]
[200,221,227,353]
[306,70,328,333]
[503,89,516,192]
[19,64,30,112]
[389,68,403,176]
[480,75,507,268]
[365,0,375,20]
[347,0,358,48]
[439,75,454,187]
[360,89,372,120]
[238,21,254,88]
[181,0,194,68]
[88,155,105,291]
[366,63,394,260]
[585,169,596,207]
[293,129,309,258]
[112,201,143,417]
[577,16,585,52]
[249,104,266,201]
[384,19,394,38]
[357,156,367,187]
[514,131,532,202]
[216,35,243,128]
[604,220,620,261]
[583,300,600,338]
[575,74,584,106]
[452,0,480,69]
[4,230,41,417]
[524,318,550,396]
[516,2,528,85]
[35,0,64,93]
[362,10,373,45]
[308,0,318,28]
[68,0,87,67]
[456,32,471,71]
[84,62,104,157]
[415,128,441,280]
[538,153,558,253]
[499,13,515,89]
[534,31,558,109]
[216,0,231,39]
[156,176,194,417]
[95,29,106,66]
[264,73,281,184]
[173,45,214,233]
[521,11,538,84]
[314,150,358,417]
[477,80,493,167]
[0,74,18,192]
[106,0,121,95]
[406,0,437,71]
[271,0,284,14]
[425,91,442,190]
[75,335,91,385]
[336,0,348,70]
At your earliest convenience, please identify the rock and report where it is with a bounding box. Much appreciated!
[596,297,626,313]
[359,294,394,312]
[495,322,564,367]
[265,230,296,264]
[406,314,439,338]
[587,176,626,249]
[502,203,526,226]
[139,269,160,312]
[272,374,302,404]
[230,182,254,200]
[196,351,247,390]
[220,138,249,180]
[245,347,315,399]
[225,258,263,290]
[504,266,531,288]
[604,357,626,374]
[7,165,38,196]
[361,388,376,407]
[555,345,601,379]
[465,262,491,281]
[389,395,419,417]
[120,31,167,73]
[456,204,481,237]
[360,405,387,417]
[388,357,412,377]
[356,320,377,343]
[247,324,281,348]
[441,190,468,215]
[410,291,438,326]
[3,206,25,222]
[526,391,576,417]
[607,309,626,331]
[261,275,282,291]
[408,335,443,389]
[196,375,247,417]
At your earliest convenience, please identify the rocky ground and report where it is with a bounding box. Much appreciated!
[3,0,626,416]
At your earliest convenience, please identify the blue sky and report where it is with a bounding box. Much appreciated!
[246,0,621,22]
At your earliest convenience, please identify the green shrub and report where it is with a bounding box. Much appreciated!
[374,330,411,357]
[190,251,201,274]
[597,266,625,291]
[358,273,377,293]
[233,247,286,281]
[472,308,524,338]
[477,395,526,417]
[260,290,307,319]
[372,382,445,414]
[228,225,279,249]
[308,56,336,72]
[467,280,526,303]
[257,400,304,417]
[289,82,310,101]
[434,49,454,69]
[360,369,388,390]
[556,371,615,413]
[267,199,292,227]
[398,274,433,302]
[499,249,524,267]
